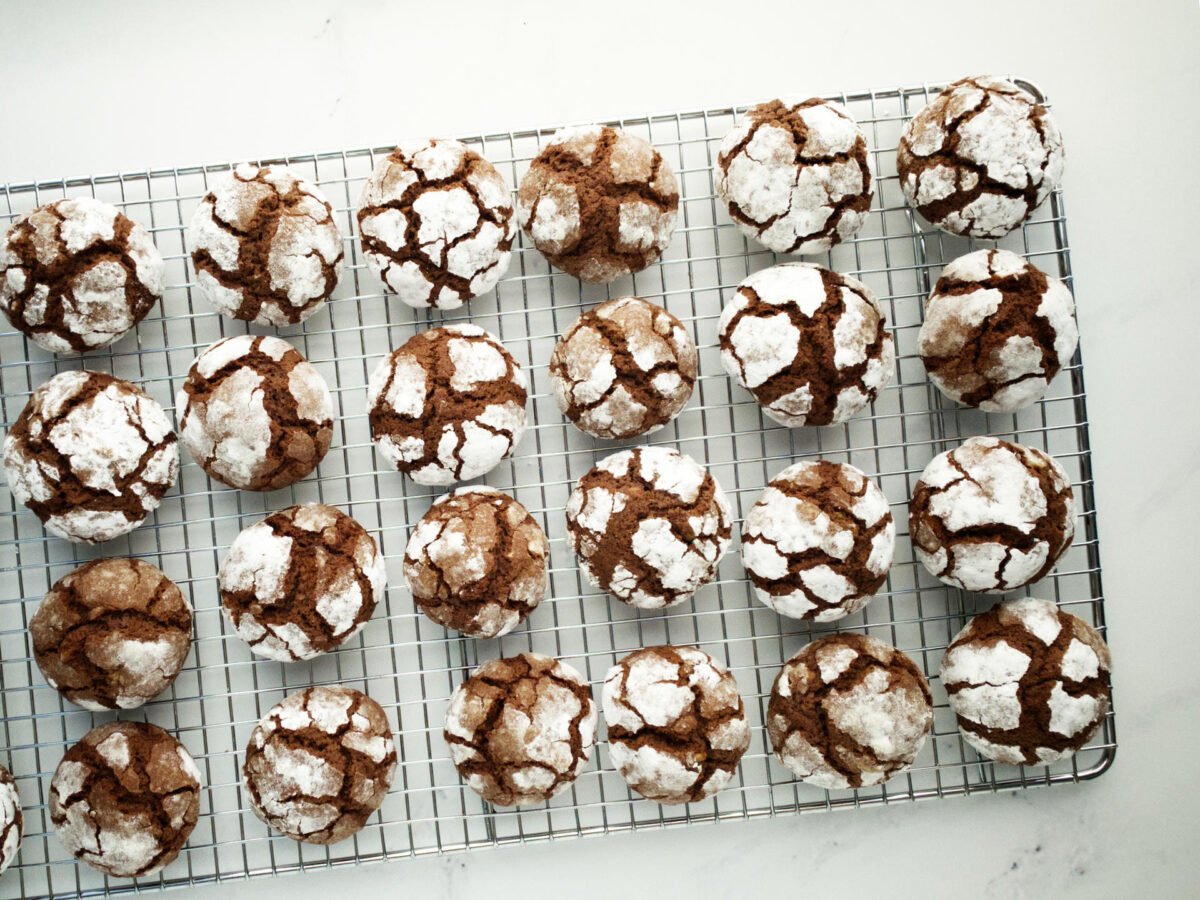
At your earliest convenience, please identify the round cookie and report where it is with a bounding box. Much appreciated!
[0,764,20,877]
[176,334,333,491]
[49,721,201,878]
[517,125,679,283]
[565,446,732,610]
[219,503,386,662]
[767,634,933,789]
[741,460,894,622]
[444,653,597,807]
[941,598,1112,766]
[718,262,894,427]
[909,436,1075,593]
[358,139,515,309]
[31,558,192,710]
[549,296,698,439]
[919,249,1078,412]
[189,163,344,326]
[243,685,397,844]
[602,646,750,804]
[897,76,1065,239]
[1,197,164,354]
[2,370,179,543]
[367,324,527,486]
[715,98,874,255]
[404,487,548,639]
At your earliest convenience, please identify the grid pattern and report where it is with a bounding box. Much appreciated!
[0,78,1113,899]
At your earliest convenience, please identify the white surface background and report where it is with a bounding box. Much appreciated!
[2,1,1198,897]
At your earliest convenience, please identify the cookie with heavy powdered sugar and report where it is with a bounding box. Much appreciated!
[0,764,21,877]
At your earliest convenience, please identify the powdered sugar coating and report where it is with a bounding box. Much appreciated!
[0,765,20,876]
[220,503,385,662]
[1,197,164,353]
[550,297,697,439]
[189,163,343,326]
[445,653,597,807]
[565,447,732,609]
[941,598,1112,766]
[768,634,933,789]
[358,139,515,309]
[367,324,527,486]
[742,461,894,622]
[920,249,1078,412]
[2,371,178,543]
[898,76,1065,239]
[244,686,396,844]
[715,99,874,255]
[909,436,1076,593]
[603,646,750,804]
[718,262,894,427]
[176,335,333,491]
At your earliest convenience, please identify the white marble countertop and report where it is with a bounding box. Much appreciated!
[2,1,1197,896]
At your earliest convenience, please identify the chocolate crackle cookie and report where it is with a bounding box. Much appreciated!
[715,99,873,255]
[50,721,201,878]
[220,504,386,662]
[742,460,894,622]
[565,446,732,610]
[517,125,679,283]
[243,686,397,844]
[3,370,178,543]
[941,598,1112,766]
[445,653,597,807]
[176,335,333,491]
[549,297,697,439]
[920,249,1078,412]
[404,487,548,639]
[768,634,933,789]
[0,764,20,877]
[189,163,344,326]
[31,558,192,710]
[367,324,527,486]
[358,139,515,309]
[909,436,1075,593]
[718,262,894,427]
[603,646,750,804]
[1,197,164,353]
[898,76,1065,239]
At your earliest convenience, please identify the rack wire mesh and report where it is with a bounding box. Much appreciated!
[0,78,1113,899]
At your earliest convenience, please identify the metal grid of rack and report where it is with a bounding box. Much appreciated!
[0,78,1113,899]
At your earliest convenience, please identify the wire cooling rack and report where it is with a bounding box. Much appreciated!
[0,78,1113,899]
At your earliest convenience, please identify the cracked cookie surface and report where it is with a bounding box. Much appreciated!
[31,558,192,710]
[3,370,179,543]
[565,446,732,610]
[518,125,678,283]
[603,645,750,804]
[404,487,548,639]
[898,76,1065,239]
[176,334,333,491]
[50,721,201,878]
[189,163,344,326]
[909,436,1075,593]
[742,460,893,622]
[445,653,597,807]
[243,685,397,844]
[367,324,527,486]
[716,99,873,255]
[550,296,697,439]
[220,503,385,662]
[768,634,932,789]
[358,139,515,309]
[1,197,164,353]
[0,764,20,877]
[920,249,1077,412]
[718,262,894,427]
[941,598,1111,766]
